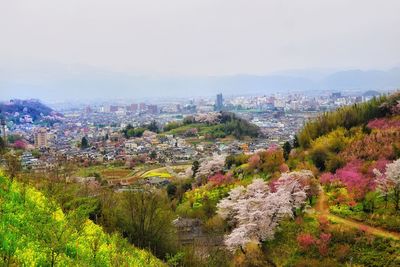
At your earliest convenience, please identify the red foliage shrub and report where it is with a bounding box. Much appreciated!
[318,215,330,232]
[348,200,357,207]
[297,233,316,251]
[340,129,400,161]
[279,163,289,173]
[256,147,286,177]
[367,117,400,130]
[208,172,232,186]
[248,154,260,169]
[335,160,372,200]
[316,233,331,256]
[320,172,334,185]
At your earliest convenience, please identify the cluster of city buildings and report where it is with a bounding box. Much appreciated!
[1,91,383,172]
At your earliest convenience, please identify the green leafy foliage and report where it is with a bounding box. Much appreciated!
[165,112,260,139]
[176,184,234,220]
[298,93,400,148]
[0,173,164,266]
[122,124,146,138]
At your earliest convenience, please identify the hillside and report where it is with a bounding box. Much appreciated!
[1,93,400,266]
[0,172,164,266]
[292,91,400,232]
[0,99,62,124]
[169,92,400,266]
[163,111,260,140]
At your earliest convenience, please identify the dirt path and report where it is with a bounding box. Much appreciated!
[316,188,400,240]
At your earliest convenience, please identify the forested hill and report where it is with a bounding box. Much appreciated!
[0,172,164,266]
[297,92,400,148]
[0,99,62,124]
[163,111,261,139]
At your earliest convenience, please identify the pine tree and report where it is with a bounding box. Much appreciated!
[283,141,292,161]
[81,136,89,149]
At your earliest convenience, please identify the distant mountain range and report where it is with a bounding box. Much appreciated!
[0,66,399,101]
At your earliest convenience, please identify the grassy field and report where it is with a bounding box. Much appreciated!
[76,165,133,180]
[76,164,192,182]
[143,171,172,178]
[140,164,191,179]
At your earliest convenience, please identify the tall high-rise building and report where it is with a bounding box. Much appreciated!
[34,128,48,148]
[139,103,146,111]
[147,105,158,114]
[110,105,119,112]
[127,103,138,112]
[215,93,224,111]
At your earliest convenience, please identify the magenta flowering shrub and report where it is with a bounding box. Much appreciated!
[340,130,400,161]
[320,172,334,185]
[367,117,400,130]
[330,160,372,200]
[208,172,233,186]
[13,140,27,150]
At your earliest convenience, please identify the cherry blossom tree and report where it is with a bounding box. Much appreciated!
[271,170,317,205]
[195,154,226,184]
[373,168,392,207]
[217,185,246,225]
[194,112,221,124]
[217,171,312,252]
[385,159,400,210]
[374,159,400,210]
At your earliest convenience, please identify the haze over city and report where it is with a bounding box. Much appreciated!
[1,0,400,101]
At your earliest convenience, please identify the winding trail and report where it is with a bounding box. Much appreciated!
[315,189,400,241]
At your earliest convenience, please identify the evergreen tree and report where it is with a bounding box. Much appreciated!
[191,160,200,178]
[283,141,292,161]
[149,151,157,160]
[147,121,159,133]
[0,136,5,153]
[81,136,89,149]
[293,135,299,148]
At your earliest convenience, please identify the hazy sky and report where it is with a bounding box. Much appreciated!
[1,0,400,76]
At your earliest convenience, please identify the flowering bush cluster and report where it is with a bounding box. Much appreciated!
[339,129,400,161]
[208,172,233,186]
[367,117,400,130]
[245,146,288,177]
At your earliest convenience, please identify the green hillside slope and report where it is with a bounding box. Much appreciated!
[0,172,164,266]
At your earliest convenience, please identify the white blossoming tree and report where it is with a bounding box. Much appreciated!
[194,112,221,124]
[373,168,393,207]
[217,171,312,252]
[195,154,226,184]
[385,159,400,210]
